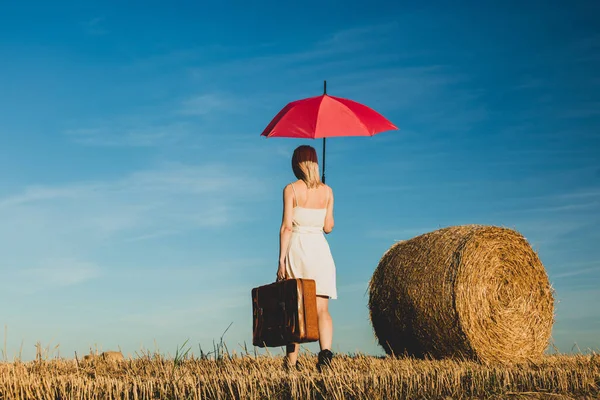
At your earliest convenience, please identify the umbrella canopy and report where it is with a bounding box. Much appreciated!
[260,81,398,183]
[260,94,398,139]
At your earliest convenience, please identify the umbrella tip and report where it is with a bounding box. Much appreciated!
[323,80,327,95]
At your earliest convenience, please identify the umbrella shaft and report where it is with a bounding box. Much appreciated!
[322,80,327,184]
[322,138,326,184]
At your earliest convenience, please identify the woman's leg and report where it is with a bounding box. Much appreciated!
[286,296,332,368]
[285,343,299,365]
[316,296,333,350]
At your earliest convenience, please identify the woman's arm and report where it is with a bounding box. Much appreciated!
[323,186,334,234]
[277,184,294,280]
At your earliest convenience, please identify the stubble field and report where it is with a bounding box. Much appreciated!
[0,351,598,399]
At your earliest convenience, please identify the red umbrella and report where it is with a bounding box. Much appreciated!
[261,81,398,183]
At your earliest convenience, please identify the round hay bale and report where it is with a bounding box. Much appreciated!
[368,225,554,363]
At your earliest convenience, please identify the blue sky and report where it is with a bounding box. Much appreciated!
[1,1,599,361]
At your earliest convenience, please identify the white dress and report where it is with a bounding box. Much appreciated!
[285,184,337,299]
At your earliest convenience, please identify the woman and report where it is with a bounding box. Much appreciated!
[277,145,337,372]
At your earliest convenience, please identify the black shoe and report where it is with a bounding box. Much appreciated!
[316,350,333,372]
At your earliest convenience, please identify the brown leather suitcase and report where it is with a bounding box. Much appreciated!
[252,278,319,347]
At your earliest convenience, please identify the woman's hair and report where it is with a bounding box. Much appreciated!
[291,145,321,188]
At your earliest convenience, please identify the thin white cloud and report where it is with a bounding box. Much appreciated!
[65,22,476,152]
[65,97,249,148]
[120,258,267,283]
[507,77,547,91]
[505,218,593,251]
[0,184,98,209]
[65,122,190,147]
[365,227,437,241]
[116,278,258,330]
[124,229,181,242]
[552,265,599,279]
[2,258,101,294]
[179,93,234,116]
[27,259,100,287]
[499,186,600,216]
[0,162,269,257]
[188,36,371,79]
[314,22,400,52]
[556,188,600,200]
[517,202,599,214]
[120,298,246,329]
[0,163,259,208]
[82,17,109,36]
[558,102,600,119]
[123,164,243,194]
[186,22,438,91]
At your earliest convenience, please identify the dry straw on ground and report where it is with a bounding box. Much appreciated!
[369,225,555,363]
[0,353,598,399]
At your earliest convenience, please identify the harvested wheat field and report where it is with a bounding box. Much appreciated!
[370,225,554,363]
[0,353,598,399]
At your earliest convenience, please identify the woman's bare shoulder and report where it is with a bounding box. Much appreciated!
[283,182,301,195]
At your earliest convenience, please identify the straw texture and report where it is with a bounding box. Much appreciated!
[369,225,554,363]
